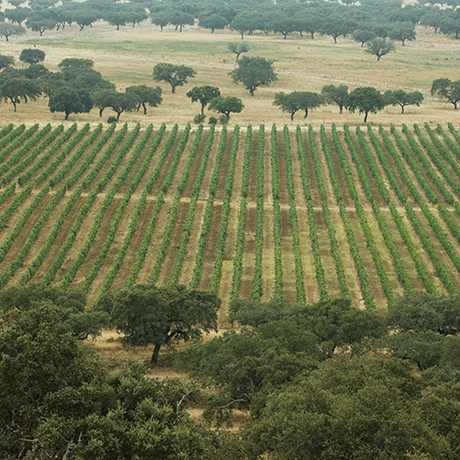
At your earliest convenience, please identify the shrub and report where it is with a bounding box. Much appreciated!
[193,114,206,123]
[107,116,118,124]
[208,116,218,125]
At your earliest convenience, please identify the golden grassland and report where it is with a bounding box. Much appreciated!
[0,20,459,128]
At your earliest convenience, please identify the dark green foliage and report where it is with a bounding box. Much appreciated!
[0,54,14,70]
[48,86,92,120]
[345,86,386,122]
[431,78,460,109]
[95,284,220,363]
[321,84,349,114]
[384,89,423,113]
[231,297,386,357]
[229,56,278,96]
[186,85,220,114]
[19,48,45,65]
[208,95,244,120]
[0,304,225,459]
[153,63,196,93]
[0,283,109,340]
[386,291,460,336]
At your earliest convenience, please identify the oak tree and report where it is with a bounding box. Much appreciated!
[95,284,220,363]
[208,95,244,120]
[153,63,196,93]
[229,55,278,96]
[384,89,423,113]
[431,78,460,109]
[186,85,220,114]
[345,86,386,122]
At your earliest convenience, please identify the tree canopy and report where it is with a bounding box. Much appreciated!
[365,37,396,60]
[48,85,93,120]
[0,283,109,340]
[153,63,196,93]
[345,86,386,122]
[384,89,423,113]
[208,95,244,121]
[126,85,163,115]
[321,84,349,114]
[186,85,221,114]
[229,55,278,96]
[94,284,220,363]
[0,303,226,459]
[431,78,460,109]
[19,48,45,65]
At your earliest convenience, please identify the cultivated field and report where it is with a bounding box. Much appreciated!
[0,120,459,321]
[1,19,460,320]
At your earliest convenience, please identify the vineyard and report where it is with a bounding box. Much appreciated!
[0,121,460,314]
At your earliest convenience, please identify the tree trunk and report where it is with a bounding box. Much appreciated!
[99,108,104,117]
[364,111,368,123]
[339,105,343,114]
[304,108,309,118]
[65,111,69,120]
[143,103,147,115]
[151,343,162,363]
[401,105,405,114]
[291,112,294,121]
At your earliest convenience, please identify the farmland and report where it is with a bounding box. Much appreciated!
[0,120,460,318]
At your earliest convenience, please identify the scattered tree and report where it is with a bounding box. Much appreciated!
[153,63,196,93]
[273,92,301,120]
[431,78,460,109]
[229,55,278,96]
[4,7,30,26]
[0,73,41,112]
[19,48,45,65]
[321,84,349,114]
[48,86,92,120]
[107,91,138,120]
[186,85,221,114]
[208,95,244,121]
[365,37,396,61]
[95,284,220,363]
[297,91,325,118]
[389,26,416,46]
[227,41,250,62]
[126,85,163,114]
[345,86,386,122]
[0,22,26,41]
[384,89,423,113]
[352,29,376,47]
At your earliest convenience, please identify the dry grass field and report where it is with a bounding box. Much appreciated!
[0,19,460,127]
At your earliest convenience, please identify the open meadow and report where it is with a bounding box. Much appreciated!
[0,20,460,322]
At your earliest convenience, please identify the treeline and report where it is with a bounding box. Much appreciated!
[1,0,460,42]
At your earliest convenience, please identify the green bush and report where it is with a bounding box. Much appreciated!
[107,116,118,124]
[193,114,206,123]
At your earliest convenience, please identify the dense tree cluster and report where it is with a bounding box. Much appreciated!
[0,0,459,47]
[2,285,460,458]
